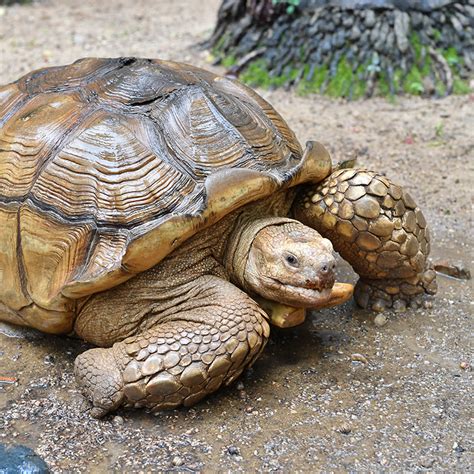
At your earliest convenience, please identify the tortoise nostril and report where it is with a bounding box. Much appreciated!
[320,260,335,274]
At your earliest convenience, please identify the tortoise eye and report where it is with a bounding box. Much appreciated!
[285,254,298,266]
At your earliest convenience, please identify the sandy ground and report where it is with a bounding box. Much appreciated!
[0,0,473,472]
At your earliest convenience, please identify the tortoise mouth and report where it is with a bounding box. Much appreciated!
[264,276,334,307]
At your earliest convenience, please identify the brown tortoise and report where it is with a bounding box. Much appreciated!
[0,58,437,417]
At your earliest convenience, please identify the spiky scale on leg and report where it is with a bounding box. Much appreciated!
[74,276,269,417]
[293,169,437,312]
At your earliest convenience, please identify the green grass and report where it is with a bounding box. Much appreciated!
[435,79,446,97]
[453,77,471,94]
[216,31,471,99]
[404,65,424,95]
[442,47,461,67]
[411,32,423,62]
[0,0,32,4]
[221,55,237,69]
[240,59,299,88]
[296,65,329,95]
[326,59,353,97]
[272,0,301,15]
[432,29,442,42]
[240,58,369,99]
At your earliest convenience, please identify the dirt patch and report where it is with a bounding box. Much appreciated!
[0,0,473,472]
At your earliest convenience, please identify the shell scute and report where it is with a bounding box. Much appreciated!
[0,93,88,199]
[29,110,196,226]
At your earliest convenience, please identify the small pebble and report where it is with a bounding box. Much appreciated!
[172,456,183,467]
[351,353,368,364]
[459,361,470,370]
[419,457,435,468]
[227,446,240,456]
[392,300,406,312]
[236,381,244,390]
[337,423,352,434]
[112,416,124,426]
[374,314,387,327]
[423,300,433,309]
[453,442,465,453]
[43,355,55,364]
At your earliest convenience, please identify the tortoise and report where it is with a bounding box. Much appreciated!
[0,58,437,417]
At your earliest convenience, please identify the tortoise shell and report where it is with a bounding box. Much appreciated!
[0,57,328,332]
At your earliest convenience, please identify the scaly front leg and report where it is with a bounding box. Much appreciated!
[74,276,269,417]
[293,169,437,312]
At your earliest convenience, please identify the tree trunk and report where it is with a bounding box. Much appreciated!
[207,0,473,98]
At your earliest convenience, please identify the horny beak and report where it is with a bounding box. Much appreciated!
[255,282,354,328]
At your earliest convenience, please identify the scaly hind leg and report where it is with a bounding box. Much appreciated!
[293,169,437,312]
[74,276,269,417]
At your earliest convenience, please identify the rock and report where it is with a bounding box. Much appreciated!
[374,21,390,51]
[419,456,435,468]
[351,353,369,364]
[172,456,184,466]
[227,445,240,456]
[450,14,463,33]
[394,11,410,52]
[43,354,55,364]
[392,299,407,312]
[466,5,474,19]
[454,12,469,27]
[374,314,388,327]
[342,15,353,27]
[337,423,352,434]
[423,299,433,309]
[370,22,380,43]
[0,444,49,473]
[453,442,465,454]
[113,416,124,426]
[333,30,346,48]
[422,76,436,94]
[351,24,361,40]
[411,11,423,28]
[320,37,331,53]
[364,10,376,28]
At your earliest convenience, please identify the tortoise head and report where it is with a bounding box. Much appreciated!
[245,220,336,307]
[227,218,336,308]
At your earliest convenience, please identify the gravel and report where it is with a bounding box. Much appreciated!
[0,0,473,472]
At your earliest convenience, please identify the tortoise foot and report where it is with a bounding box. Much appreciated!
[294,169,438,313]
[74,347,125,418]
[354,266,437,312]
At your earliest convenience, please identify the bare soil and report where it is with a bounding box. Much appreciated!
[0,0,473,472]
